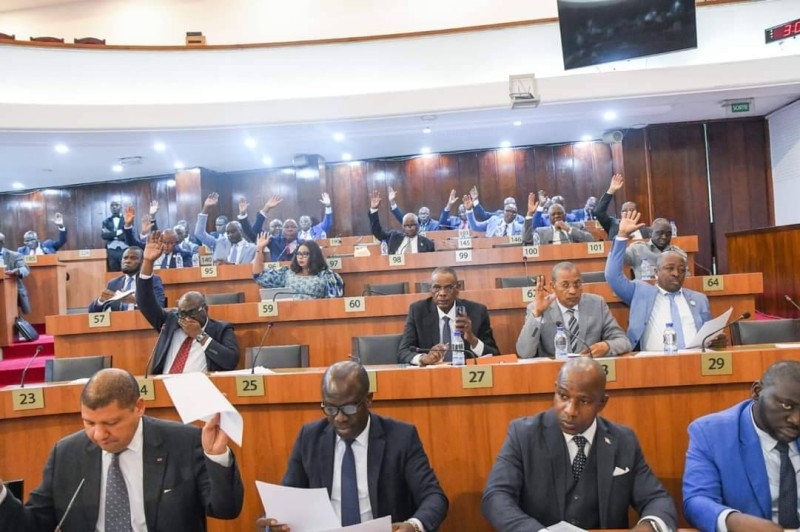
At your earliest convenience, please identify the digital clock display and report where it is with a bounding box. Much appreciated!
[765,17,800,43]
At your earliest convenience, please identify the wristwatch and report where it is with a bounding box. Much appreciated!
[195,332,209,344]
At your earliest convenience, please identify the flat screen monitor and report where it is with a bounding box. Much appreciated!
[557,0,697,70]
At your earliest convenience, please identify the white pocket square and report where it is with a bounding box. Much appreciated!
[612,466,630,476]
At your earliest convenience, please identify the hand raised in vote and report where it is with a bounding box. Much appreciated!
[608,173,624,194]
[369,189,382,210]
[531,275,553,318]
[618,210,646,239]
[255,517,289,531]
[387,186,397,204]
[124,205,136,227]
[256,232,272,252]
[526,192,539,217]
[238,197,249,215]
[461,194,473,210]
[446,189,458,207]
[143,231,165,262]
[469,185,479,201]
[262,195,283,213]
[204,192,219,208]
[201,413,229,456]
[319,192,331,207]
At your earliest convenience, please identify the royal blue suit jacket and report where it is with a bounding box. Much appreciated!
[605,238,711,349]
[17,228,67,255]
[391,206,441,232]
[282,413,449,530]
[683,399,796,532]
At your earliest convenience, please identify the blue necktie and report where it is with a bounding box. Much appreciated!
[340,439,360,526]
[668,292,686,349]
[229,244,239,264]
[105,452,132,531]
[123,276,133,292]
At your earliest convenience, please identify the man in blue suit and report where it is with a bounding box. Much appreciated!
[18,213,67,256]
[89,247,165,312]
[258,361,448,531]
[605,210,711,350]
[683,360,800,532]
[463,194,524,237]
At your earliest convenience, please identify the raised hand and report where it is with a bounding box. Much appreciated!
[462,194,473,210]
[387,186,397,204]
[608,174,624,194]
[140,214,153,235]
[531,275,552,318]
[143,231,164,262]
[469,186,479,201]
[52,212,64,227]
[447,189,457,207]
[370,189,382,210]
[124,205,136,227]
[200,413,229,455]
[238,197,249,215]
[527,193,539,216]
[618,209,646,238]
[319,192,331,207]
[256,232,271,252]
[148,200,159,216]
[537,190,549,205]
[262,195,283,213]
[202,193,219,213]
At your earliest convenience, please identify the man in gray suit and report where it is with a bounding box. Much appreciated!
[523,194,594,245]
[0,368,244,531]
[482,358,677,532]
[516,262,631,358]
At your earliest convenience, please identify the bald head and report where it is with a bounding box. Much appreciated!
[557,357,607,396]
[322,361,369,398]
[81,368,139,410]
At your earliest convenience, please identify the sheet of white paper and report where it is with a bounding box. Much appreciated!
[108,289,134,302]
[775,342,800,348]
[323,515,393,532]
[162,372,243,446]
[686,307,733,348]
[256,481,339,531]
[545,521,587,532]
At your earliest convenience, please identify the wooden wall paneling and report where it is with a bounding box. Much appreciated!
[175,169,203,227]
[619,129,651,225]
[532,145,557,201]
[553,144,576,202]
[513,147,536,198]
[349,160,372,236]
[455,152,480,197]
[495,147,518,205]
[294,155,324,225]
[477,151,502,209]
[434,154,461,219]
[706,119,770,274]
[327,163,356,237]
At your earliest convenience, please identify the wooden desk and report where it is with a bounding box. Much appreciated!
[46,273,762,374]
[22,254,67,325]
[57,249,107,311]
[0,272,19,346]
[0,348,794,531]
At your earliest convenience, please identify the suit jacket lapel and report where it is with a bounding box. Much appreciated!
[142,418,168,529]
[423,299,442,347]
[80,439,102,528]
[320,423,336,495]
[683,291,705,330]
[366,414,385,515]
[739,404,772,518]
[595,418,616,527]
[543,410,568,518]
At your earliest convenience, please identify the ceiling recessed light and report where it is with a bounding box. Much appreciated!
[11,182,25,190]
[423,127,432,134]
[112,164,123,173]
[333,132,346,142]
[54,143,69,154]
[341,153,352,161]
[420,147,431,155]
[244,137,257,149]
[500,140,512,148]
[581,134,593,141]
[513,120,522,127]
[603,111,617,121]
[262,156,273,166]
[166,179,176,187]
[153,142,166,152]
[173,161,185,170]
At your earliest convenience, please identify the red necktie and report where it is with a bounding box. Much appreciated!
[169,337,194,373]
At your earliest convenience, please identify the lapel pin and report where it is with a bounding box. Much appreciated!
[156,457,163,462]
[689,300,696,306]
[604,436,612,445]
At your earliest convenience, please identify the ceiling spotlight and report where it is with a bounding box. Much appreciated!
[420,147,431,155]
[581,134,593,141]
[603,111,617,121]
[341,153,352,161]
[173,161,185,170]
[11,182,25,190]
[513,120,522,127]
[500,140,512,148]
[54,143,69,154]
[262,156,273,166]
[333,132,346,142]
[244,137,257,149]
[423,127,432,134]
[112,164,123,173]
[153,142,166,152]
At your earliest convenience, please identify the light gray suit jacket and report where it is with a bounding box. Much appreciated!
[522,217,593,245]
[515,294,631,357]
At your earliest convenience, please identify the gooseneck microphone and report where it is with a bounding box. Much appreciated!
[785,295,800,312]
[55,477,85,532]
[701,311,751,352]
[413,346,477,361]
[555,320,593,355]
[20,345,44,388]
[250,323,274,374]
[362,288,389,296]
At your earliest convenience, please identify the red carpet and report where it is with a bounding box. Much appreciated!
[0,334,55,387]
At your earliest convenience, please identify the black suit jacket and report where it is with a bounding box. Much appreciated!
[88,273,166,312]
[481,410,677,531]
[282,413,448,531]
[368,211,435,254]
[593,192,652,240]
[100,215,127,246]
[0,416,244,531]
[136,275,240,374]
[397,298,500,363]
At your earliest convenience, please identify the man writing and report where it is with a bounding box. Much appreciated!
[482,357,677,531]
[259,361,448,531]
[0,368,244,531]
[88,246,165,312]
[516,262,631,358]
[683,360,800,532]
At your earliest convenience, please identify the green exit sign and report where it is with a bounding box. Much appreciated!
[731,102,751,113]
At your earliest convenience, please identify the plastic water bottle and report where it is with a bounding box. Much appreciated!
[451,331,465,366]
[641,258,655,280]
[532,231,541,246]
[191,253,199,267]
[554,326,569,359]
[175,254,183,268]
[670,220,678,237]
[663,322,678,354]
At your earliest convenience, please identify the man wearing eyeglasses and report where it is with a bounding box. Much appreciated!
[259,361,448,531]
[136,231,240,374]
[18,212,67,256]
[516,262,631,358]
[369,190,435,254]
[462,194,525,238]
[398,266,500,365]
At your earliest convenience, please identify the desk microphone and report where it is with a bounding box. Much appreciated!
[55,477,85,532]
[555,320,593,355]
[362,288,390,296]
[19,345,43,388]
[250,323,274,373]
[522,256,537,287]
[701,311,751,352]
[785,295,800,312]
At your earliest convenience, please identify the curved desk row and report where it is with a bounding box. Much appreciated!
[46,273,762,374]
[0,347,793,531]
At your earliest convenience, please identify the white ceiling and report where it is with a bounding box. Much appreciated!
[0,0,86,14]
[0,82,797,193]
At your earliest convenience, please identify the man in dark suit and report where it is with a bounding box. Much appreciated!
[100,200,128,272]
[137,231,240,374]
[18,212,67,256]
[259,361,448,531]
[369,190,435,254]
[398,266,500,365]
[0,368,244,531]
[482,358,677,532]
[683,360,800,532]
[0,232,31,314]
[516,262,631,358]
[594,174,652,240]
[88,247,165,312]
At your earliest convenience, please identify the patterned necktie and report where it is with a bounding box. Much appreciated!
[105,452,132,531]
[169,336,194,373]
[777,441,800,528]
[340,439,360,526]
[123,276,133,292]
[572,435,588,481]
[229,244,239,264]
[567,309,580,353]
[667,292,687,349]
[160,254,169,269]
